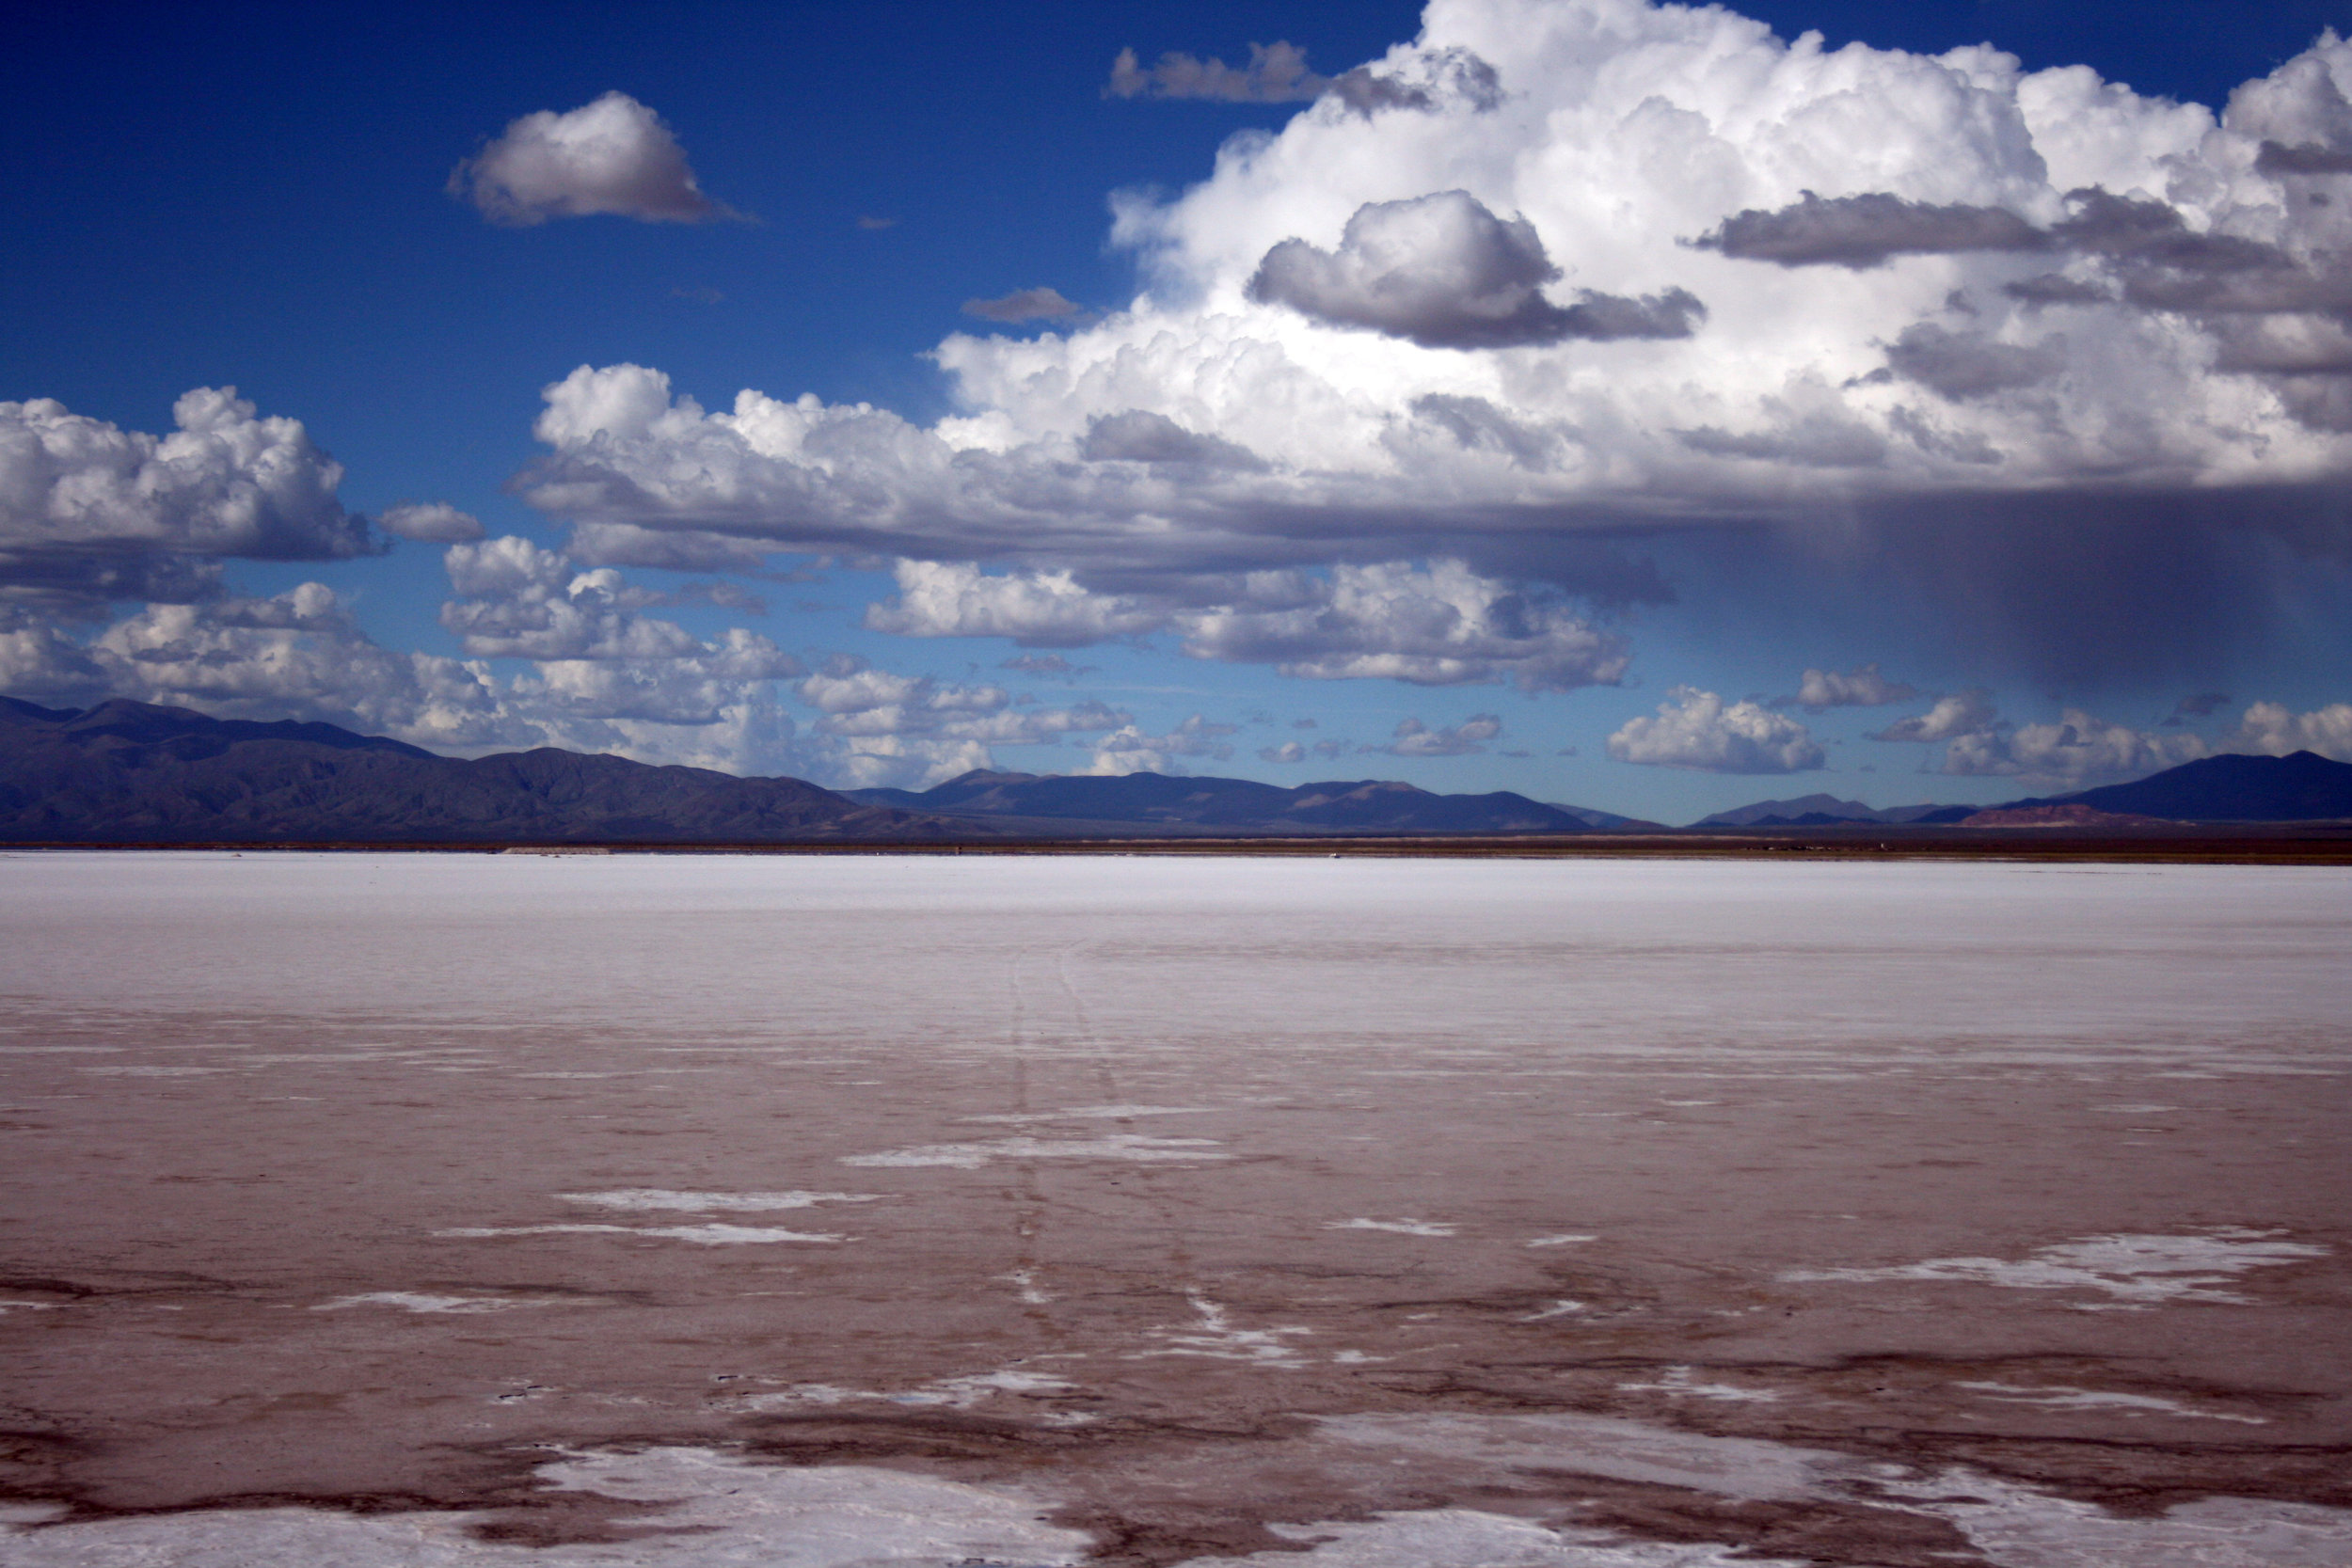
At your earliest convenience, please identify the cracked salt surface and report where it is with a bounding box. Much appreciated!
[840,1132,1231,1169]
[1782,1227,2326,1307]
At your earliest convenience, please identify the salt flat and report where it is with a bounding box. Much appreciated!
[0,851,2346,1566]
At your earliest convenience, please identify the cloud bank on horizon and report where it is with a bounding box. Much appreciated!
[4,0,2351,806]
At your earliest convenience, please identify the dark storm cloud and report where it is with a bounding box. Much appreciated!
[1691,191,2048,269]
[2256,140,2352,176]
[1079,411,1268,470]
[1881,323,2068,400]
[1248,192,1703,349]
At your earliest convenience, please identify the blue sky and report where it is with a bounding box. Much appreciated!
[6,0,2351,824]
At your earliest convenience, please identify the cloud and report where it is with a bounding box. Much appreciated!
[1367,713,1501,756]
[963,289,1081,324]
[1259,740,1306,764]
[441,536,732,662]
[377,502,486,543]
[2226,699,2352,761]
[1942,708,2209,784]
[0,389,377,610]
[1106,40,1502,117]
[1880,323,2068,400]
[450,92,731,226]
[1177,562,1628,690]
[1079,411,1267,469]
[1084,714,1236,775]
[864,558,1625,691]
[999,653,1097,679]
[1869,688,1996,742]
[1248,191,1704,350]
[2169,689,2233,721]
[1608,687,1824,773]
[1793,662,1919,709]
[1,575,821,778]
[792,655,1129,788]
[2257,141,2352,176]
[1692,191,2048,269]
[864,560,1163,647]
[505,16,2352,689]
[1105,41,1327,103]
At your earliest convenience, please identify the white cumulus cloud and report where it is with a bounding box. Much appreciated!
[1370,713,1502,756]
[0,389,376,608]
[1795,662,1921,708]
[1608,686,1824,772]
[2222,699,2352,762]
[451,91,732,226]
[503,12,2352,695]
[1941,708,2209,785]
[1869,688,1997,741]
[377,502,485,543]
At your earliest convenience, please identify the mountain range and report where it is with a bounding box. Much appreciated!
[5,694,2347,842]
[1694,752,2352,829]
[0,697,1644,842]
[1692,793,1956,828]
[0,696,932,843]
[843,770,1651,834]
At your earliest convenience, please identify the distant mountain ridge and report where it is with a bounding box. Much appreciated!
[0,696,937,843]
[1701,751,2352,828]
[0,698,1654,843]
[1693,793,1953,828]
[845,769,1655,834]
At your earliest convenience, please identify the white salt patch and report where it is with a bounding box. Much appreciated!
[558,1189,880,1212]
[1185,1508,1806,1567]
[1327,1218,1456,1236]
[1957,1381,2268,1424]
[0,1301,59,1314]
[437,1224,846,1244]
[1331,1349,1388,1364]
[1005,1268,1053,1304]
[1527,1234,1599,1247]
[1129,1295,1315,1369]
[842,1133,1230,1169]
[1783,1227,2325,1307]
[1878,1471,2352,1568]
[727,1368,1075,1413]
[1521,1300,1586,1320]
[0,1446,1092,1567]
[961,1103,1218,1122]
[1618,1367,1781,1403]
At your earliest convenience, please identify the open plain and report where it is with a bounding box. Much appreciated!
[0,850,2346,1566]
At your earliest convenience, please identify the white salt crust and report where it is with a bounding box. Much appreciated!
[1782,1227,2328,1308]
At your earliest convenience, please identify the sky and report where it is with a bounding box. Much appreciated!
[6,0,2351,825]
